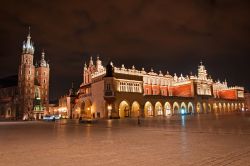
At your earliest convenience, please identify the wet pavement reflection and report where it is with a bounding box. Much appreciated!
[1,112,250,166]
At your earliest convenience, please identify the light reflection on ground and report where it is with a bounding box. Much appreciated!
[1,112,250,166]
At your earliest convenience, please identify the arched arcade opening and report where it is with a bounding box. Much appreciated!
[155,102,163,116]
[119,100,130,118]
[131,101,140,118]
[164,102,171,116]
[173,102,180,114]
[188,102,194,114]
[144,101,154,117]
[180,102,187,114]
[196,102,201,113]
[80,99,92,118]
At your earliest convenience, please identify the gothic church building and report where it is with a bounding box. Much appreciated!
[0,29,50,120]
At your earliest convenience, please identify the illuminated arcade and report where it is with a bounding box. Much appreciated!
[73,56,245,119]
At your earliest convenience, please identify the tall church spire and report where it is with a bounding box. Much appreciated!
[22,27,34,55]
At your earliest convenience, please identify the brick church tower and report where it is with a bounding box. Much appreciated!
[18,28,35,119]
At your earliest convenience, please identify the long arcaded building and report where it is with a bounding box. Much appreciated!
[72,56,245,119]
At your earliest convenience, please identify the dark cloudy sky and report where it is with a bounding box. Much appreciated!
[0,0,250,100]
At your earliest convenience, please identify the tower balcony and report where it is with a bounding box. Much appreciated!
[104,90,115,101]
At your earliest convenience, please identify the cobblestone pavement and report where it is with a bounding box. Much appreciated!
[0,112,250,166]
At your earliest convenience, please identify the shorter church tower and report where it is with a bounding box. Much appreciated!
[35,50,50,113]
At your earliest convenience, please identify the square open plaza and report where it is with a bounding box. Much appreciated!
[1,113,250,166]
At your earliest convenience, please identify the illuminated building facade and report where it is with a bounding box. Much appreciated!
[74,57,245,118]
[73,56,245,119]
[54,84,76,118]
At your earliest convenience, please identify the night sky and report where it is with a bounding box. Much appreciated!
[0,0,250,100]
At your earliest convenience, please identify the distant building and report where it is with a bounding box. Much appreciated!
[0,75,18,119]
[48,83,76,118]
[48,103,58,116]
[73,56,245,119]
[0,29,50,120]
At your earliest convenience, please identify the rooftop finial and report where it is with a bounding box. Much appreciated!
[28,26,31,36]
[200,60,203,66]
[41,49,45,59]
[89,56,93,66]
[40,50,47,67]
